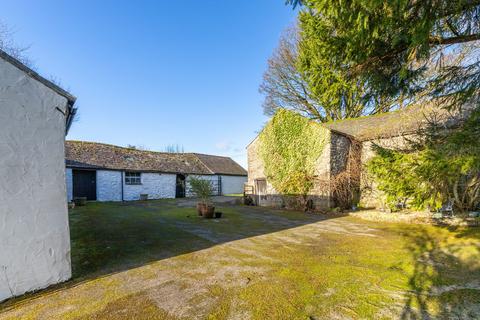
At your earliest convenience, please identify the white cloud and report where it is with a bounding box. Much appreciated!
[214,140,247,168]
[215,140,233,152]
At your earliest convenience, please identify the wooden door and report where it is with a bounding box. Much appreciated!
[176,174,186,198]
[73,170,97,200]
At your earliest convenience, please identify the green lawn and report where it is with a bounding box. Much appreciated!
[1,200,480,319]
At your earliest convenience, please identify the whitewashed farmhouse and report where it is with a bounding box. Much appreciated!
[0,50,76,302]
[65,141,247,201]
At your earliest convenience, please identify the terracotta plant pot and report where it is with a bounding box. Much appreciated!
[202,205,215,219]
[197,203,206,216]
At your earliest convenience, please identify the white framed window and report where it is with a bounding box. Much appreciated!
[125,172,141,185]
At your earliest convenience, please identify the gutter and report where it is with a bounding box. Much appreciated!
[65,103,77,135]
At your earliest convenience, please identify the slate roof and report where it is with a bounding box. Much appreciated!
[322,102,454,141]
[65,141,247,176]
[246,101,470,150]
[193,153,248,176]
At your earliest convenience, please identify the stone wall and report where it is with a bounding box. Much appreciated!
[247,136,264,188]
[246,122,421,211]
[330,133,351,175]
[246,132,334,210]
[309,134,333,209]
[246,136,281,207]
[0,58,71,301]
[97,170,122,201]
[123,172,176,201]
[329,133,363,209]
[66,169,177,201]
[66,170,247,201]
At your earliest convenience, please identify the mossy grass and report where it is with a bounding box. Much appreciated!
[2,201,479,319]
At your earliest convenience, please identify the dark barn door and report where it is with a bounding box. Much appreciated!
[176,174,186,198]
[73,170,97,200]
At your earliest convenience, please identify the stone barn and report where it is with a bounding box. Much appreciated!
[0,50,76,302]
[65,141,247,202]
[246,104,460,210]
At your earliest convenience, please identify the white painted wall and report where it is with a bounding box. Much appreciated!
[97,170,122,201]
[67,169,177,202]
[66,168,73,202]
[0,58,71,302]
[67,171,246,201]
[220,175,247,195]
[186,174,219,197]
[123,172,176,201]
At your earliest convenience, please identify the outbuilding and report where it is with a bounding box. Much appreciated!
[0,50,76,302]
[246,104,467,210]
[65,141,247,201]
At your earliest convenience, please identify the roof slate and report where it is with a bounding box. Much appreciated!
[193,153,248,176]
[322,103,452,141]
[65,141,247,176]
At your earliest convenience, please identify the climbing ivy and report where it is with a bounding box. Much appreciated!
[259,109,328,197]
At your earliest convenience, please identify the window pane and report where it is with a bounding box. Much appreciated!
[125,172,141,185]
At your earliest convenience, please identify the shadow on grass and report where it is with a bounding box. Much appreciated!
[396,226,480,319]
[3,199,344,309]
[68,199,342,280]
[4,199,479,317]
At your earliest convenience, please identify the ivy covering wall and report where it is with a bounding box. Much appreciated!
[258,109,329,197]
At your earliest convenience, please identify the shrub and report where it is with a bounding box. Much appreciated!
[366,146,433,211]
[366,109,480,212]
[189,177,214,205]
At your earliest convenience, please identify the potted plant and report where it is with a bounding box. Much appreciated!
[189,177,215,218]
[196,202,206,216]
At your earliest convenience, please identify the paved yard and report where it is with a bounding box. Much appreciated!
[1,199,480,319]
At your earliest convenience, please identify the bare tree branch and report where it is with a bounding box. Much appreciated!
[259,26,326,121]
[0,20,33,68]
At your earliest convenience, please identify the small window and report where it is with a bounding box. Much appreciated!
[125,172,141,185]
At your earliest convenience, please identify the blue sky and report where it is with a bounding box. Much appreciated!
[2,1,297,168]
